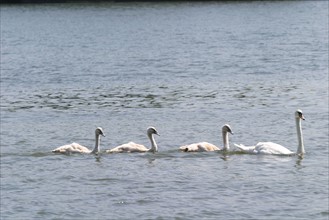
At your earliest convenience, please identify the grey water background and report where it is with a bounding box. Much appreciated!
[1,1,328,219]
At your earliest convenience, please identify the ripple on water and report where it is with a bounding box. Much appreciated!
[1,2,328,220]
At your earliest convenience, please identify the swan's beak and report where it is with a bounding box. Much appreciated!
[156,132,160,136]
[301,115,305,120]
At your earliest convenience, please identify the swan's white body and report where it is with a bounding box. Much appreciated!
[234,142,295,155]
[106,127,159,153]
[180,142,220,152]
[52,127,105,154]
[107,142,151,153]
[235,110,305,156]
[179,124,233,152]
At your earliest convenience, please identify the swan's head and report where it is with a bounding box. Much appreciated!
[95,127,105,137]
[147,127,160,136]
[295,109,305,121]
[222,124,233,135]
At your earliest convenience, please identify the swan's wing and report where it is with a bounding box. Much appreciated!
[234,143,256,154]
[52,142,90,154]
[199,142,220,151]
[255,142,294,155]
[179,143,201,152]
[106,142,148,153]
[180,142,219,152]
[234,142,294,155]
[52,144,71,153]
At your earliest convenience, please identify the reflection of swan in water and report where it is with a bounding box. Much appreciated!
[235,110,305,156]
[52,127,105,154]
[295,156,304,168]
[179,124,233,152]
[106,127,159,153]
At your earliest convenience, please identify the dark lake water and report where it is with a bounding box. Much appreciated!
[1,1,328,219]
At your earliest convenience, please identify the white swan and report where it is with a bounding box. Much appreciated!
[179,124,233,152]
[52,127,105,154]
[234,109,305,155]
[106,127,159,153]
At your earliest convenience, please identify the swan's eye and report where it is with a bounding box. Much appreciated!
[297,112,305,120]
[153,129,159,135]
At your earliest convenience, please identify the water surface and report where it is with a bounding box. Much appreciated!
[1,1,328,219]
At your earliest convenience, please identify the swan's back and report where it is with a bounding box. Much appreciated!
[106,142,148,153]
[235,142,294,155]
[255,142,294,155]
[180,142,220,152]
[52,143,91,154]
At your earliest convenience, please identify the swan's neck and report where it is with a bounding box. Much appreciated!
[296,117,305,155]
[91,133,100,154]
[148,134,158,153]
[222,131,229,151]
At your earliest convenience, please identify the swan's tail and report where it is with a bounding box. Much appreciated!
[179,146,189,152]
[52,149,69,154]
[234,143,255,153]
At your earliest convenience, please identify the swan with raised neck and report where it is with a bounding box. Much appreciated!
[106,127,159,153]
[234,110,305,156]
[179,124,233,152]
[52,127,105,154]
